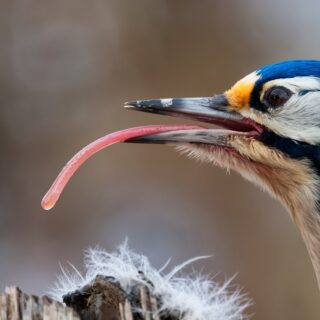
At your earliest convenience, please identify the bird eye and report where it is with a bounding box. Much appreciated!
[264,86,292,108]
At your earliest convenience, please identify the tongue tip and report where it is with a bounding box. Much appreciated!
[41,195,56,211]
[40,125,204,211]
[41,202,53,211]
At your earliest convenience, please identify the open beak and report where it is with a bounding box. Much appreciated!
[124,95,262,145]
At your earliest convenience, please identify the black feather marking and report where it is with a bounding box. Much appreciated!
[259,131,320,208]
[260,131,320,169]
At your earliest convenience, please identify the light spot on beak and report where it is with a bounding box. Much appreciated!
[225,71,260,110]
[160,98,173,107]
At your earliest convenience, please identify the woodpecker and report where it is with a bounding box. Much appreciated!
[124,60,320,290]
[42,60,320,292]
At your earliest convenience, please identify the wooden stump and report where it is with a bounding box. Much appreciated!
[0,276,166,320]
[0,286,79,319]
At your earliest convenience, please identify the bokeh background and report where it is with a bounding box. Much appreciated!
[1,1,320,319]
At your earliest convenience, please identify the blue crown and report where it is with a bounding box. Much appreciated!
[256,60,320,85]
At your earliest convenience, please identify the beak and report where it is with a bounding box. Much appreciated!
[124,95,262,144]
[41,95,263,210]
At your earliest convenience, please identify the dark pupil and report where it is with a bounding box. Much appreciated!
[266,87,290,107]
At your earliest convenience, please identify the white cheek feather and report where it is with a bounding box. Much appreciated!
[50,242,251,320]
[245,77,320,144]
[267,91,320,144]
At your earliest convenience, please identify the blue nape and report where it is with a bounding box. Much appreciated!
[257,60,320,84]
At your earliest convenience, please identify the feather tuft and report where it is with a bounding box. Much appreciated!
[50,241,251,320]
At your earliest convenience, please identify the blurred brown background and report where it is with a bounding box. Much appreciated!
[1,1,320,319]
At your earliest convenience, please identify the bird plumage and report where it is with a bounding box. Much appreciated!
[126,60,320,290]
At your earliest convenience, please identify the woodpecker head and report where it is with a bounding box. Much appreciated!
[42,60,320,289]
[125,60,320,221]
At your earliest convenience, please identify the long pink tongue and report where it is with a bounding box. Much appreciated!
[41,124,201,211]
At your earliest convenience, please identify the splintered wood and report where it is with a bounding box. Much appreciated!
[62,275,164,320]
[118,286,160,320]
[0,278,164,320]
[0,287,79,319]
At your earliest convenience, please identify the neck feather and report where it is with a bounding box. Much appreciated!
[292,204,320,290]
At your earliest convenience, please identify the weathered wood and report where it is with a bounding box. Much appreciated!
[62,275,165,320]
[0,286,79,320]
[149,296,160,320]
[0,276,164,320]
[140,286,151,320]
[0,293,8,319]
[123,300,133,320]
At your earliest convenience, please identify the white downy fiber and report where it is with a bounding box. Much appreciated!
[51,241,251,320]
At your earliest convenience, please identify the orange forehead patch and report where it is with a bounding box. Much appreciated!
[225,72,259,110]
